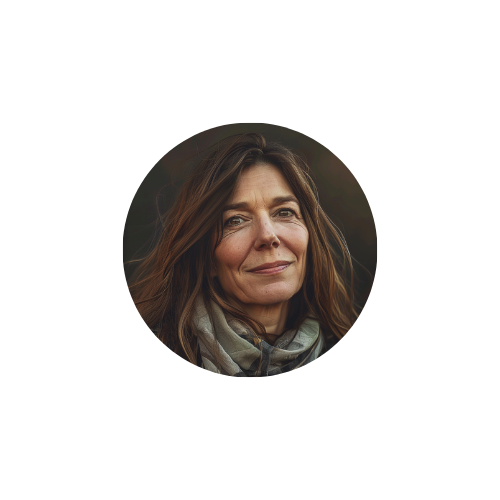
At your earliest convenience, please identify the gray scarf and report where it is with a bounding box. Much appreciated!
[193,296,325,377]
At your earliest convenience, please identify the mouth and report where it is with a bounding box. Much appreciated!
[249,262,292,276]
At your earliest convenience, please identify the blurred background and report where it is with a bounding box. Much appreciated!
[123,123,377,309]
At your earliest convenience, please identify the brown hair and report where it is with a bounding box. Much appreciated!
[127,133,357,365]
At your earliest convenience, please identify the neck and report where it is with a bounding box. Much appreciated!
[228,299,290,346]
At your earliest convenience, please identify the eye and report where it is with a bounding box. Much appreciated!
[224,217,243,227]
[224,208,297,227]
[276,208,297,217]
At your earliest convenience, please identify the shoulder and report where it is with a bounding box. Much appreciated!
[152,322,203,366]
[321,330,340,355]
[150,324,160,338]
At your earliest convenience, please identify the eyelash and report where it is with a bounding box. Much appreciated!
[224,208,298,228]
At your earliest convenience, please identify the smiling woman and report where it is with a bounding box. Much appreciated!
[126,132,365,377]
[214,164,309,346]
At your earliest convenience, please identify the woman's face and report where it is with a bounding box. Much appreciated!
[214,163,309,307]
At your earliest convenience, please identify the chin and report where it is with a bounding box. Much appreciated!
[247,281,300,305]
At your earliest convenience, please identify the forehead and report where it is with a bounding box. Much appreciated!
[229,163,294,202]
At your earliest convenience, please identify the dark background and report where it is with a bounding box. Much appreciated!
[123,123,377,307]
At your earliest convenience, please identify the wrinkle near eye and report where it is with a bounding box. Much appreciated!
[223,207,301,229]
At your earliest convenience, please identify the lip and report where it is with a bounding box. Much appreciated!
[247,260,292,275]
[249,264,290,275]
[248,260,291,272]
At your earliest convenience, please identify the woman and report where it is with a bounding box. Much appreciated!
[128,133,358,376]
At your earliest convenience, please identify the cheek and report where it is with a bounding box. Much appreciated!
[215,234,249,273]
[280,223,309,258]
[215,224,308,273]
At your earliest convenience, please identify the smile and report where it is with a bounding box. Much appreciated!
[250,264,290,275]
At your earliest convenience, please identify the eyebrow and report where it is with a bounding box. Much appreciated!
[222,195,300,213]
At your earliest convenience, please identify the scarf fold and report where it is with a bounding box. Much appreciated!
[193,296,325,377]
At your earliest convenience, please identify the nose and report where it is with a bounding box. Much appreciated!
[254,216,280,250]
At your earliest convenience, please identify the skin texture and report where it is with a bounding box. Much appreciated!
[214,163,309,344]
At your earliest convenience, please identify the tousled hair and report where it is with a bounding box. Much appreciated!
[127,133,357,368]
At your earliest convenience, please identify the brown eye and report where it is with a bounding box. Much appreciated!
[225,216,244,227]
[224,208,297,227]
[277,209,296,217]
